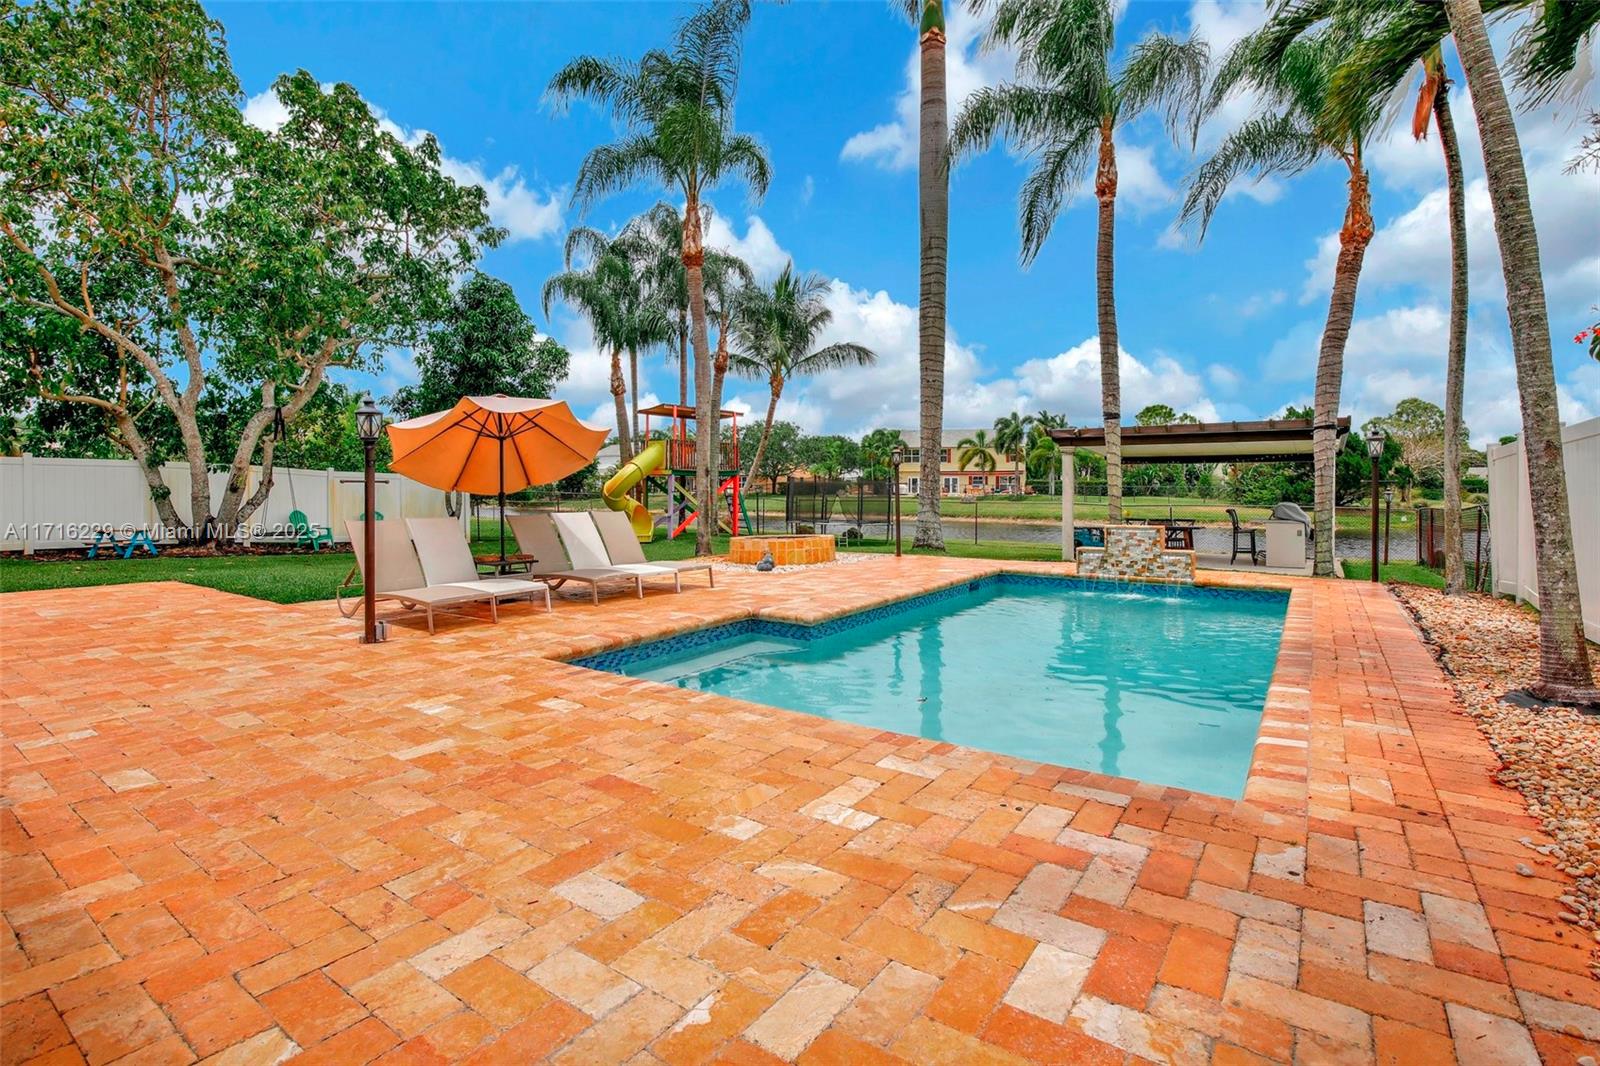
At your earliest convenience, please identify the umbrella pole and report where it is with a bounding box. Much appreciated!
[498,437,508,563]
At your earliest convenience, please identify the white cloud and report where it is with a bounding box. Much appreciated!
[703,211,791,282]
[841,5,1018,171]
[1300,127,1600,314]
[241,86,562,243]
[1262,300,1597,447]
[800,174,815,207]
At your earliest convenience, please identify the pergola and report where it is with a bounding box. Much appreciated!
[1047,417,1351,560]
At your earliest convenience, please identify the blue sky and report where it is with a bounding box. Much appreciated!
[216,0,1600,449]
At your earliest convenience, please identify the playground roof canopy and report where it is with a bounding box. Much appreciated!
[638,403,740,421]
[1048,417,1351,465]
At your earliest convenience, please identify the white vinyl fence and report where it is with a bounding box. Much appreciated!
[0,454,462,553]
[1487,416,1599,641]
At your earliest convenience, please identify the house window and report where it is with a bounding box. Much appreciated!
[904,447,920,464]
[969,475,985,487]
[941,476,959,494]
[941,448,952,463]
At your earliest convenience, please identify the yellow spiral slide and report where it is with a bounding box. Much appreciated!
[602,439,664,541]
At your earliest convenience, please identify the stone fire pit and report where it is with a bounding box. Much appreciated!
[727,533,836,566]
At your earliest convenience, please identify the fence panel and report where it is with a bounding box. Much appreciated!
[0,454,457,552]
[1487,417,1598,640]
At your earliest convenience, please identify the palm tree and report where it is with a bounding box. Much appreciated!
[619,202,692,411]
[898,0,949,550]
[1260,0,1595,689]
[1180,12,1376,578]
[548,0,771,555]
[992,412,1033,493]
[730,264,876,491]
[543,230,670,466]
[951,0,1207,525]
[1026,425,1063,495]
[1408,48,1472,597]
[956,429,999,475]
[703,248,755,436]
[861,428,906,481]
[1442,0,1595,701]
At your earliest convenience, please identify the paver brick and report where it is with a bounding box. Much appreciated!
[2,562,1590,1065]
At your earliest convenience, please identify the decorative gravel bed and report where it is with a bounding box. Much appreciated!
[1390,584,1600,972]
[714,551,876,573]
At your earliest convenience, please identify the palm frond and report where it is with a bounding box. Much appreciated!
[949,83,1098,163]
[570,136,667,213]
[563,225,612,269]
[1017,134,1096,265]
[794,341,876,375]
[1179,112,1320,239]
[714,133,773,201]
[1117,32,1209,143]
[1507,0,1600,107]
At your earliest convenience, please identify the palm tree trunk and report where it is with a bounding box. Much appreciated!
[1435,89,1469,596]
[684,198,716,555]
[1445,0,1595,700]
[914,6,948,550]
[610,347,633,467]
[1095,122,1122,524]
[711,313,731,446]
[629,346,640,453]
[1311,151,1373,577]
[678,321,689,408]
[745,376,782,493]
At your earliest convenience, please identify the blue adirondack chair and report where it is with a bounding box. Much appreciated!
[289,509,334,551]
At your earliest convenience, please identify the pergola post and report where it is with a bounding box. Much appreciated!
[1060,445,1075,562]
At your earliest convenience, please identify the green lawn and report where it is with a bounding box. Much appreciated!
[0,523,1063,604]
[1338,560,1446,588]
[0,551,359,604]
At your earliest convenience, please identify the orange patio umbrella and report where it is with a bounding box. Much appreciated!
[387,395,607,562]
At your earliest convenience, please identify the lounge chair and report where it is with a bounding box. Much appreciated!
[591,509,714,589]
[552,512,682,593]
[338,520,499,633]
[1227,508,1264,566]
[405,517,552,613]
[505,512,643,604]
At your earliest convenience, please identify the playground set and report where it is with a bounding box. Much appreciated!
[601,404,750,542]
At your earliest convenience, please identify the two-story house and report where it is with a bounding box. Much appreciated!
[893,430,1019,496]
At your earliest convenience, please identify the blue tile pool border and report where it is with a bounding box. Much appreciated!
[566,572,1289,676]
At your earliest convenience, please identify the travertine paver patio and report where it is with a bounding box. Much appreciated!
[2,556,1596,1065]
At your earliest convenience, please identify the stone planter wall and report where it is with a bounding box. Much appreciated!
[1077,525,1195,584]
[727,534,837,566]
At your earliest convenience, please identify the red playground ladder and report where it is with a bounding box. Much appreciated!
[670,475,743,539]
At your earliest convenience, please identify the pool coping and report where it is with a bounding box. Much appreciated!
[553,566,1311,808]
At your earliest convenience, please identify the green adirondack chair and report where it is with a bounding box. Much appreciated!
[289,509,334,551]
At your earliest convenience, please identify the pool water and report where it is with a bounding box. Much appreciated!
[574,576,1288,798]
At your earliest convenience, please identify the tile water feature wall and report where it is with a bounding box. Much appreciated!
[1076,524,1196,583]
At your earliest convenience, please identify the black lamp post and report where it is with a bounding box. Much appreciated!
[356,394,384,643]
[891,446,904,558]
[1365,426,1386,584]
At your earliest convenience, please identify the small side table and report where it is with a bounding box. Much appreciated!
[475,553,536,576]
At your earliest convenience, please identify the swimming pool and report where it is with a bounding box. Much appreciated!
[572,575,1289,797]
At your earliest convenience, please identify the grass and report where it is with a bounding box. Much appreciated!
[0,521,1064,605]
[1338,560,1446,588]
[0,551,358,604]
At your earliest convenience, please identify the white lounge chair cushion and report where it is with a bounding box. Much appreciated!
[609,562,678,576]
[448,577,549,597]
[389,585,496,606]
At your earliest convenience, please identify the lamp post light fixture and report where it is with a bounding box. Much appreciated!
[356,393,384,643]
[1382,485,1394,565]
[1365,426,1386,584]
[891,446,904,558]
